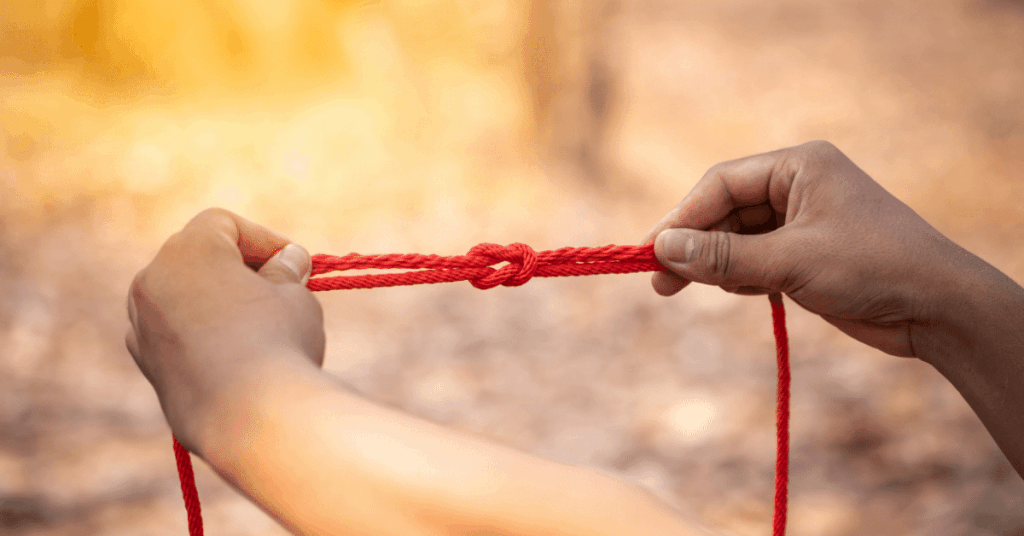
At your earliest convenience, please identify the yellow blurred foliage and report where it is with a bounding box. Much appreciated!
[1,0,531,93]
[1,0,594,249]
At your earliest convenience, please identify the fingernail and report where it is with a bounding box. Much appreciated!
[660,229,696,264]
[278,243,311,284]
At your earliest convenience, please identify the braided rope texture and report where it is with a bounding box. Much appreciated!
[173,436,204,536]
[307,243,664,291]
[173,242,790,536]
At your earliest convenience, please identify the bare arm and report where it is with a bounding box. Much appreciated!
[203,360,709,536]
[126,208,712,536]
[913,247,1024,476]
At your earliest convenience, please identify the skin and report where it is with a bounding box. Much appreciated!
[641,140,966,358]
[126,140,1024,535]
[641,140,1024,476]
[127,209,711,536]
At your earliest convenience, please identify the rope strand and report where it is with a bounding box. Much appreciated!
[173,242,790,536]
[173,436,204,536]
[770,291,790,536]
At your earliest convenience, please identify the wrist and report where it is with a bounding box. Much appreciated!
[175,351,323,464]
[909,233,1019,363]
[915,257,1024,370]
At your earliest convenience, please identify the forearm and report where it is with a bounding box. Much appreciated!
[917,256,1024,477]
[190,357,705,536]
[193,359,439,535]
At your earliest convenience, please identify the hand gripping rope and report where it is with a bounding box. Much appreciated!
[171,242,791,535]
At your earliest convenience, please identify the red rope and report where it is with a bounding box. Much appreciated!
[770,291,790,536]
[172,242,790,535]
[173,436,204,536]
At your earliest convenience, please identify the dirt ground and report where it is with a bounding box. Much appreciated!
[2,0,1023,535]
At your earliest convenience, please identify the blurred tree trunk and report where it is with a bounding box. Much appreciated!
[524,0,622,186]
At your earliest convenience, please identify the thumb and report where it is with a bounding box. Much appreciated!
[259,243,312,286]
[654,228,787,291]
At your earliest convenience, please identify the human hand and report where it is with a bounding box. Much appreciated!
[125,208,325,454]
[642,140,975,359]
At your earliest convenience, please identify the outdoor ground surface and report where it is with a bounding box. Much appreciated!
[2,0,1023,535]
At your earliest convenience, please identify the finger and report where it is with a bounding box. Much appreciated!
[258,243,312,286]
[125,277,143,363]
[720,284,772,295]
[732,286,772,296]
[737,204,773,230]
[125,329,140,361]
[640,146,795,245]
[651,271,690,296]
[182,208,293,266]
[648,217,738,297]
[126,282,139,326]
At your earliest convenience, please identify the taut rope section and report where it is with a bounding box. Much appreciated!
[171,242,791,536]
[306,242,664,290]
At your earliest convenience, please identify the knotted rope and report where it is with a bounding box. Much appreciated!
[172,242,790,536]
[306,243,665,290]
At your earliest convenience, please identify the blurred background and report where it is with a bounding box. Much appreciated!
[2,0,1024,534]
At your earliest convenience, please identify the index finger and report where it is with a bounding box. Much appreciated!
[640,146,795,245]
[181,207,293,266]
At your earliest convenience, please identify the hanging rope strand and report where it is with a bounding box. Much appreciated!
[173,436,204,536]
[173,242,791,536]
[770,291,790,536]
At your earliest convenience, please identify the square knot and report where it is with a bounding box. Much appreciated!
[466,243,539,289]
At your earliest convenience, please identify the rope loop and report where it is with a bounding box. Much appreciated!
[466,243,539,289]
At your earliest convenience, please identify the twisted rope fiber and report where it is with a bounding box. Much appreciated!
[172,242,791,536]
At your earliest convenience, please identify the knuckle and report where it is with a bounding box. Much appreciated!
[705,162,728,182]
[694,161,726,190]
[186,207,235,233]
[707,230,732,281]
[129,269,161,310]
[129,271,148,300]
[196,207,232,221]
[178,208,239,248]
[163,229,188,249]
[784,140,848,183]
[158,230,194,260]
[802,139,837,152]
[800,139,842,163]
